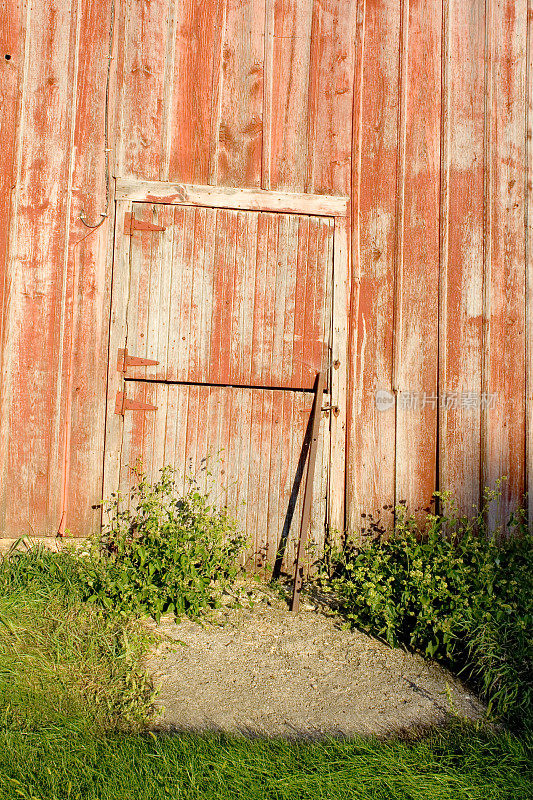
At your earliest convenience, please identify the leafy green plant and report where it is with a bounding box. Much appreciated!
[82,466,247,622]
[322,488,533,728]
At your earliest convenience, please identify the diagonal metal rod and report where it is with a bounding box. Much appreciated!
[291,370,325,612]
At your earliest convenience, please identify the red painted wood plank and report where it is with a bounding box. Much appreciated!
[306,0,356,195]
[211,0,264,187]
[527,0,533,527]
[2,0,79,537]
[0,0,23,362]
[263,0,313,191]
[168,0,226,183]
[0,0,24,530]
[116,0,172,180]
[438,0,485,517]
[483,0,527,530]
[394,0,442,519]
[64,0,118,536]
[347,0,400,537]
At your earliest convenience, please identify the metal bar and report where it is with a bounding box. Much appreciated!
[291,370,325,612]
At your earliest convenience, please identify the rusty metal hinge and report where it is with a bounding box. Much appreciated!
[115,390,157,415]
[124,212,166,235]
[117,348,160,373]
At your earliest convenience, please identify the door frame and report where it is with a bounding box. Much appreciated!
[104,178,350,537]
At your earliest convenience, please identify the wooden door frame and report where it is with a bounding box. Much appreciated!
[104,178,350,537]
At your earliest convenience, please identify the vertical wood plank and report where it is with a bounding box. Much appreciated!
[103,201,132,501]
[168,0,226,183]
[116,0,173,180]
[438,0,485,517]
[165,207,187,382]
[306,0,356,195]
[347,0,400,537]
[527,0,533,526]
[1,0,79,536]
[329,215,347,537]
[0,0,23,359]
[394,0,442,518]
[211,0,264,187]
[263,0,314,191]
[0,0,26,530]
[483,0,527,529]
[63,0,117,535]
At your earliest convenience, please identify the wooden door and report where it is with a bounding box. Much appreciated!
[104,181,349,571]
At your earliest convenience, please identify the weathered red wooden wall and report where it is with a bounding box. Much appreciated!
[349,0,531,534]
[0,0,531,540]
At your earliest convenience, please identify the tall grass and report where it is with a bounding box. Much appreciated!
[0,543,155,734]
[0,725,531,800]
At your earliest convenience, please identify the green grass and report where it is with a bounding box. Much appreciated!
[0,545,155,735]
[0,726,531,800]
[0,544,531,800]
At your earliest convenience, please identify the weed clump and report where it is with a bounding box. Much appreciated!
[82,466,247,622]
[322,488,533,729]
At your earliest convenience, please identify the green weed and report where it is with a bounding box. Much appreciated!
[82,466,247,621]
[321,488,533,729]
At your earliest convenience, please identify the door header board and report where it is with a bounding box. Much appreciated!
[115,178,349,218]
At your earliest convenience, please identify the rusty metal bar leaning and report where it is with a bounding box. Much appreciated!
[290,370,325,612]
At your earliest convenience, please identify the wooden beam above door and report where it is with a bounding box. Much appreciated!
[115,178,349,218]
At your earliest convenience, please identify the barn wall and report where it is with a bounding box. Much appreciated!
[0,0,531,539]
[349,0,532,534]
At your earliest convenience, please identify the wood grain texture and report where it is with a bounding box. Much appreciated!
[0,0,79,536]
[0,0,26,535]
[483,0,527,530]
[2,0,532,544]
[116,0,173,180]
[116,178,349,216]
[527,0,533,526]
[394,0,442,518]
[348,0,400,537]
[0,0,23,361]
[120,205,334,390]
[63,0,116,536]
[306,0,357,195]
[438,0,485,516]
[168,0,226,183]
[263,0,314,191]
[114,382,327,571]
[211,0,264,187]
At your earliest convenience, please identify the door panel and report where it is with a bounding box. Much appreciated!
[105,190,346,569]
[117,382,329,572]
[123,204,333,389]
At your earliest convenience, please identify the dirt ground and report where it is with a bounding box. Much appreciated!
[146,583,486,738]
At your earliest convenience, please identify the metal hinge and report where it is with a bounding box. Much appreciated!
[115,390,157,415]
[124,212,166,235]
[117,347,159,373]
